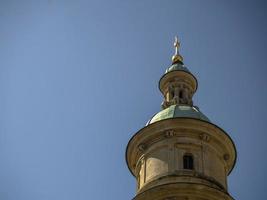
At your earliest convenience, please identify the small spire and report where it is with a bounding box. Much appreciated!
[172,36,183,64]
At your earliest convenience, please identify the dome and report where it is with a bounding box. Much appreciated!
[165,62,190,74]
[147,105,210,125]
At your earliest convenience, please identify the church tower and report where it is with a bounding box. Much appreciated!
[126,37,236,200]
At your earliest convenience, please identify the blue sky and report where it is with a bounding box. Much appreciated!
[0,0,266,199]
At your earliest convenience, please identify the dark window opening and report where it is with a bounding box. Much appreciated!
[183,155,194,170]
[170,90,175,99]
[179,90,184,99]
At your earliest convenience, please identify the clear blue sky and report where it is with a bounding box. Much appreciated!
[0,0,266,199]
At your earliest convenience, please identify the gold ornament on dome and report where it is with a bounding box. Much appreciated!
[172,36,184,64]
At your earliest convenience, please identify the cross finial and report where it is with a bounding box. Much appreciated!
[172,36,183,64]
[174,36,180,55]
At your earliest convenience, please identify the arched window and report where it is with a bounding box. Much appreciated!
[183,154,194,170]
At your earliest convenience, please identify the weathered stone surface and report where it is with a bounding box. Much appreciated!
[126,118,236,199]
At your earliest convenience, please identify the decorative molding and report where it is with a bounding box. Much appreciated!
[165,129,176,138]
[223,154,230,161]
[138,143,147,152]
[199,133,210,142]
[164,197,177,200]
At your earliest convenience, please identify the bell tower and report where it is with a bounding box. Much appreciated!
[126,37,237,200]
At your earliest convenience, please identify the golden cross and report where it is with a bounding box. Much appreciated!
[173,36,180,55]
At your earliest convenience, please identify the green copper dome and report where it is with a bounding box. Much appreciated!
[147,105,210,125]
[165,62,190,74]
